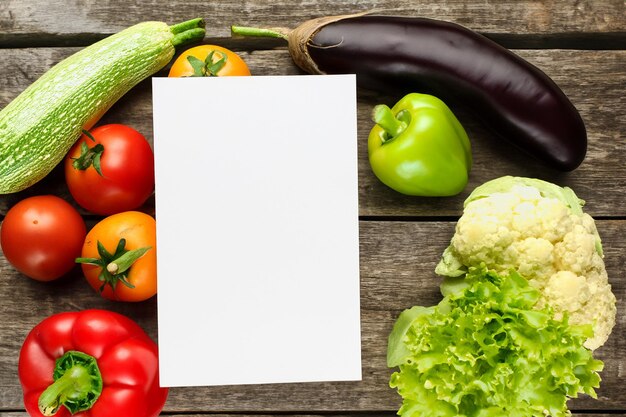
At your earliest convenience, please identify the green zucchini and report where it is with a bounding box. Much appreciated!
[0,18,205,194]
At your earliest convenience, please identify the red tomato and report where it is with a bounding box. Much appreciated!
[64,124,155,215]
[0,195,86,281]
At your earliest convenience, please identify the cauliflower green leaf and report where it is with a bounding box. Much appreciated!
[464,176,585,215]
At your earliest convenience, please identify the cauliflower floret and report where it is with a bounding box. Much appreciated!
[451,185,563,279]
[515,195,573,242]
[543,271,591,314]
[436,176,617,350]
[542,269,617,350]
[554,223,597,274]
[504,237,555,281]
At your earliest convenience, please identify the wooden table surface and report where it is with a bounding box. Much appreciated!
[0,1,625,416]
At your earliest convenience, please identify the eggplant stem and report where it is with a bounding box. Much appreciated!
[230,25,290,40]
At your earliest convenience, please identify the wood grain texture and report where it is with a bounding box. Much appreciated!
[1,0,625,411]
[0,0,624,44]
[0,411,626,417]
[0,48,624,217]
[1,221,624,412]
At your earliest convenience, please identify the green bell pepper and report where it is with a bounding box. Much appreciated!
[368,93,472,196]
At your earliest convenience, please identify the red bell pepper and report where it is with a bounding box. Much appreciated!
[18,309,168,417]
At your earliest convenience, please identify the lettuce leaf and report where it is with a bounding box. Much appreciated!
[387,267,603,417]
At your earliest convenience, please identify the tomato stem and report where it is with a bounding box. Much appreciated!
[71,131,105,176]
[107,263,119,274]
[38,351,103,416]
[76,238,151,292]
[187,50,228,77]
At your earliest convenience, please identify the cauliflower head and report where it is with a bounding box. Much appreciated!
[436,176,616,350]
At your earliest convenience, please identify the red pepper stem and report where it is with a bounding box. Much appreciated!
[38,351,103,416]
[373,105,407,140]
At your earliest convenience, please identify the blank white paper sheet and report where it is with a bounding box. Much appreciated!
[152,75,361,387]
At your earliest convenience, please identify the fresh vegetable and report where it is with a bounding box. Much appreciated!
[435,176,616,350]
[232,14,587,171]
[18,309,167,417]
[77,211,156,302]
[168,44,251,77]
[0,18,205,194]
[64,124,155,215]
[368,93,471,196]
[388,266,603,417]
[1,195,85,281]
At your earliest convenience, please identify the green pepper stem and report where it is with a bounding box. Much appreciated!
[372,105,407,139]
[170,18,206,47]
[230,25,290,40]
[38,351,103,416]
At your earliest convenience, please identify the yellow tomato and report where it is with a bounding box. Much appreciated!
[79,211,157,302]
[168,45,251,77]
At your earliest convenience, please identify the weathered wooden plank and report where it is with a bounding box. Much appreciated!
[0,48,624,218]
[181,413,620,417]
[0,0,624,47]
[0,411,626,417]
[1,220,624,411]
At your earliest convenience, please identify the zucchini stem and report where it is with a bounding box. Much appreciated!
[171,18,205,34]
[170,18,206,47]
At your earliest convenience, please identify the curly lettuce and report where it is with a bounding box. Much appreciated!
[387,267,603,417]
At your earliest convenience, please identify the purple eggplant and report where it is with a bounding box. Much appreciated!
[232,14,587,171]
